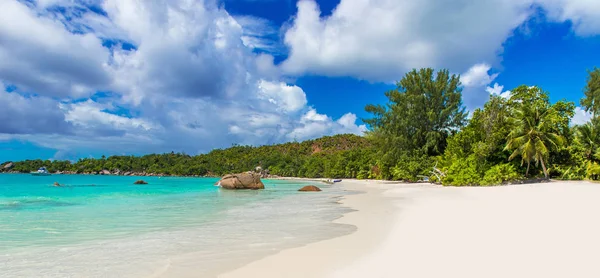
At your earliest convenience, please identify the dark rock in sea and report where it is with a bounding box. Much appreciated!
[218,172,265,190]
[53,182,61,187]
[298,185,322,192]
[134,180,148,185]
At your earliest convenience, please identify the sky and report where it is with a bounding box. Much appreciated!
[1,0,600,162]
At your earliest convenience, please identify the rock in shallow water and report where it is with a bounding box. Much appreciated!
[218,172,265,190]
[133,180,148,185]
[298,185,322,192]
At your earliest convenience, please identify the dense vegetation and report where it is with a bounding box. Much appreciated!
[362,67,599,185]
[3,67,600,186]
[0,134,377,179]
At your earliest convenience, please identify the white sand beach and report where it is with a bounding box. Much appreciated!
[220,180,600,278]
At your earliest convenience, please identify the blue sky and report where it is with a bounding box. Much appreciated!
[1,0,599,162]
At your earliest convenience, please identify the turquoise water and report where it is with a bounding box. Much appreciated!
[0,174,315,250]
[0,174,355,277]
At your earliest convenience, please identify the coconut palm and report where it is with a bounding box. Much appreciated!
[575,118,600,161]
[505,102,565,179]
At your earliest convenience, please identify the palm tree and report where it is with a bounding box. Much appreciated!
[575,118,600,161]
[505,103,565,179]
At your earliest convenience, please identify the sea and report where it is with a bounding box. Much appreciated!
[0,174,355,277]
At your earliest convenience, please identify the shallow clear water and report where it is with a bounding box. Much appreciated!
[0,174,355,277]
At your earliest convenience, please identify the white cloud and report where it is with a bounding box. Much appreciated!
[301,108,330,123]
[572,107,592,126]
[486,83,512,99]
[102,0,254,105]
[0,0,111,98]
[288,108,367,141]
[0,0,367,157]
[538,0,600,35]
[235,15,284,54]
[61,100,157,133]
[281,0,600,82]
[461,64,499,87]
[336,113,368,134]
[281,0,533,82]
[257,80,307,112]
[255,53,280,79]
[0,84,72,135]
[460,64,512,110]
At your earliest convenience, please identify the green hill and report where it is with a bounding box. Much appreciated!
[2,134,375,179]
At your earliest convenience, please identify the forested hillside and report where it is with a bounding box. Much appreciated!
[4,67,600,185]
[1,134,376,178]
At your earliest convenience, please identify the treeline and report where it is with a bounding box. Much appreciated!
[0,134,377,179]
[3,67,600,185]
[364,68,600,185]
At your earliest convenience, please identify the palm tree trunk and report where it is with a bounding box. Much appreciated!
[540,157,548,179]
[526,162,530,177]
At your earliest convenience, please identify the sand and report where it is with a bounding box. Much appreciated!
[219,180,600,278]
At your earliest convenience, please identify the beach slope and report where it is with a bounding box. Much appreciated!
[220,180,600,278]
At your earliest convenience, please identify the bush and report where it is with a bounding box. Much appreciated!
[587,162,600,180]
[356,169,370,180]
[390,154,433,182]
[442,156,481,186]
[481,164,520,186]
[551,165,585,180]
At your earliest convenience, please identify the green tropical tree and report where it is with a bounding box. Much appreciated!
[364,68,467,155]
[505,86,567,178]
[581,67,600,116]
[575,117,600,161]
[364,68,467,179]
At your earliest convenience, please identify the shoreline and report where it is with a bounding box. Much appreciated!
[218,179,406,278]
[219,180,600,278]
[147,178,361,278]
[5,176,600,277]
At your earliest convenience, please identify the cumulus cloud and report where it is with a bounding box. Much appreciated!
[0,0,111,98]
[103,0,255,104]
[572,107,593,126]
[461,64,500,88]
[539,0,600,35]
[60,100,157,137]
[288,109,367,141]
[281,0,533,82]
[281,0,600,82]
[257,80,307,112]
[0,85,73,135]
[486,83,512,99]
[460,63,511,110]
[0,0,366,157]
[235,15,285,55]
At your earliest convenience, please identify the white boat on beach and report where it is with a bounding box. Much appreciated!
[31,167,51,176]
[325,179,342,184]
